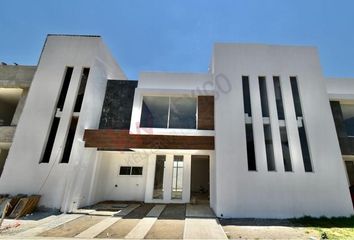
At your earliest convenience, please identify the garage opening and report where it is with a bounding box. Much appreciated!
[191,155,210,204]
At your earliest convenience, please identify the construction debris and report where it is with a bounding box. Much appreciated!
[0,194,41,220]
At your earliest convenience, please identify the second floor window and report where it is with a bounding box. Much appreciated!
[140,96,196,129]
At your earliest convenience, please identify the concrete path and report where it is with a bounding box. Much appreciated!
[3,203,231,240]
[186,204,215,218]
[38,215,104,238]
[114,204,140,217]
[15,214,82,237]
[125,205,166,239]
[74,217,120,238]
[184,218,227,239]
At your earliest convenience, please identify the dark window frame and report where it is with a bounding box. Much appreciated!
[119,166,144,176]
[140,96,197,129]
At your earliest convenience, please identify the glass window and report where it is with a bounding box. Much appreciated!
[61,116,78,164]
[264,124,275,171]
[140,96,197,129]
[169,97,196,129]
[57,67,73,111]
[345,161,354,186]
[340,104,354,137]
[153,155,165,199]
[131,167,143,175]
[280,126,292,171]
[242,76,252,116]
[74,68,90,112]
[290,77,313,172]
[119,166,131,175]
[140,96,169,128]
[290,77,303,117]
[246,124,256,171]
[259,77,269,117]
[273,77,285,120]
[172,155,184,199]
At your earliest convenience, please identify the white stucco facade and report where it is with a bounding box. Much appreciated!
[0,35,353,219]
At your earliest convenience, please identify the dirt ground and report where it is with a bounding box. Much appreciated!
[223,225,320,239]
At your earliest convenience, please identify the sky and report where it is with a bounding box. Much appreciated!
[1,0,354,80]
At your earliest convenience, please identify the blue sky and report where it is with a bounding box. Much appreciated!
[1,0,354,79]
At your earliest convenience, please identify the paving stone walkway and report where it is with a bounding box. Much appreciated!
[0,203,227,239]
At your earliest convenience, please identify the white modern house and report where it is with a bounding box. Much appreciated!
[0,34,353,219]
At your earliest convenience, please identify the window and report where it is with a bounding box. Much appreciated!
[273,77,285,120]
[264,124,275,171]
[74,68,90,112]
[41,117,60,163]
[242,76,252,117]
[61,116,78,163]
[153,155,165,199]
[141,96,169,128]
[140,96,196,129]
[41,67,73,164]
[280,126,292,171]
[345,161,354,186]
[132,166,143,175]
[169,97,196,129]
[246,124,256,171]
[57,67,73,111]
[259,77,269,117]
[172,155,184,199]
[290,77,312,172]
[119,166,143,175]
[273,77,292,171]
[259,77,275,171]
[340,104,354,137]
[243,76,256,171]
[119,166,131,175]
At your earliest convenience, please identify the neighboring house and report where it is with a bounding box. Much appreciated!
[0,64,35,176]
[0,34,353,218]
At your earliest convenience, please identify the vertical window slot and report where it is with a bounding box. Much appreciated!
[57,67,73,111]
[259,77,270,117]
[273,77,292,171]
[61,116,78,163]
[290,77,312,172]
[41,117,60,163]
[243,76,256,171]
[242,76,252,117]
[74,68,90,112]
[259,77,275,171]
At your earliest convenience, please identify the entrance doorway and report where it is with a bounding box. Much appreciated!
[190,155,210,204]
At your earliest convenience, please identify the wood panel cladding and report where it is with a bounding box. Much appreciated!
[198,96,214,130]
[84,129,214,150]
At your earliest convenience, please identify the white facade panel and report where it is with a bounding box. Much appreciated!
[212,44,353,218]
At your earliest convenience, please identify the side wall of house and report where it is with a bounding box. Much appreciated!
[0,36,126,210]
[212,44,353,218]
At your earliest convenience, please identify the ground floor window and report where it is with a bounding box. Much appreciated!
[172,155,184,199]
[153,155,166,199]
[119,166,143,175]
[345,161,354,186]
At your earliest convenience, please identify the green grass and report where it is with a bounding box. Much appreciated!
[290,216,354,239]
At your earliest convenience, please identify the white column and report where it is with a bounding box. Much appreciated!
[266,75,285,172]
[280,75,303,173]
[182,154,191,202]
[164,154,173,201]
[144,154,156,202]
[250,75,267,172]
